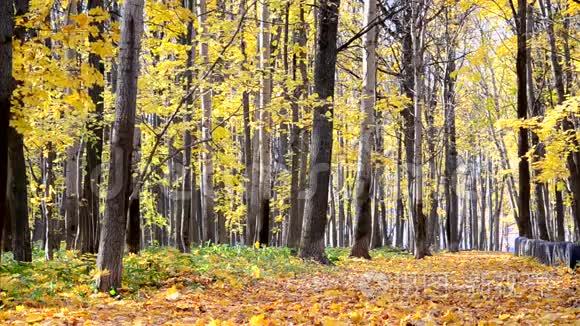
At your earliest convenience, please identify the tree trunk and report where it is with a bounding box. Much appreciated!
[470,157,479,249]
[247,110,260,244]
[4,0,31,262]
[43,144,57,260]
[257,1,272,246]
[0,0,14,254]
[425,77,439,251]
[329,177,338,247]
[181,0,196,252]
[373,112,386,249]
[411,0,429,259]
[524,4,549,241]
[443,25,459,251]
[555,184,565,241]
[96,0,144,292]
[351,0,376,259]
[78,0,106,254]
[371,175,382,249]
[126,129,141,254]
[287,1,308,249]
[494,180,504,251]
[197,0,215,244]
[337,159,346,247]
[194,184,203,244]
[400,7,415,245]
[299,0,340,263]
[486,158,494,250]
[63,0,80,251]
[539,0,580,238]
[8,127,32,262]
[478,155,487,249]
[514,0,533,238]
[64,141,80,250]
[395,133,404,248]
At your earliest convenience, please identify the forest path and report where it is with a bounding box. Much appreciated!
[4,252,579,325]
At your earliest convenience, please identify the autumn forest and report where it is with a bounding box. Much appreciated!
[0,0,579,324]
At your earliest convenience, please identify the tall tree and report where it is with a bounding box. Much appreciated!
[287,0,308,248]
[198,0,216,243]
[257,0,272,246]
[443,7,459,252]
[511,0,533,238]
[126,129,141,254]
[5,0,32,262]
[395,132,404,248]
[0,0,14,254]
[539,0,579,239]
[181,0,196,253]
[525,4,549,241]
[411,0,429,259]
[78,0,106,254]
[64,0,80,250]
[351,0,377,259]
[43,144,57,260]
[299,0,340,263]
[96,0,144,292]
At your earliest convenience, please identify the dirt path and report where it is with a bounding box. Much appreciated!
[3,252,579,325]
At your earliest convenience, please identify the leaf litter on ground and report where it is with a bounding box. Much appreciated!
[1,246,578,325]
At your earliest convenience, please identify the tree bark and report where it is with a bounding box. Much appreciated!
[373,112,386,249]
[96,0,144,292]
[257,1,272,246]
[126,129,141,254]
[44,144,57,260]
[181,0,196,252]
[400,7,415,243]
[287,1,308,249]
[443,9,459,251]
[8,127,32,262]
[63,0,80,251]
[4,0,32,262]
[351,0,376,259]
[299,0,340,263]
[411,0,429,259]
[555,183,565,241]
[395,132,404,248]
[64,141,80,250]
[197,0,215,244]
[514,0,533,238]
[78,0,106,254]
[539,0,580,238]
[0,0,14,254]
[524,4,549,241]
[470,157,479,249]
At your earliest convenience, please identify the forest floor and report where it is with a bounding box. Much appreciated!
[1,247,579,325]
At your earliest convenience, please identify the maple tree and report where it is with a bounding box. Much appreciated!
[0,0,579,323]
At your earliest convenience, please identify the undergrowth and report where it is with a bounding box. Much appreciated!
[0,245,407,308]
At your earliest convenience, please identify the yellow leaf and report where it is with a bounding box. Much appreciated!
[165,285,180,301]
[207,320,222,326]
[499,314,511,321]
[15,305,25,312]
[25,313,44,323]
[249,314,268,326]
[348,311,364,323]
[442,310,459,323]
[251,265,261,279]
[322,318,347,326]
[254,241,261,249]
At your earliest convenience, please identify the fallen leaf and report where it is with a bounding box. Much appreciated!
[165,286,181,301]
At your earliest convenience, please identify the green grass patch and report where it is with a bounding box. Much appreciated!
[0,245,408,308]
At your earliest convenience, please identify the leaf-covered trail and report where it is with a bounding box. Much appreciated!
[4,252,579,325]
